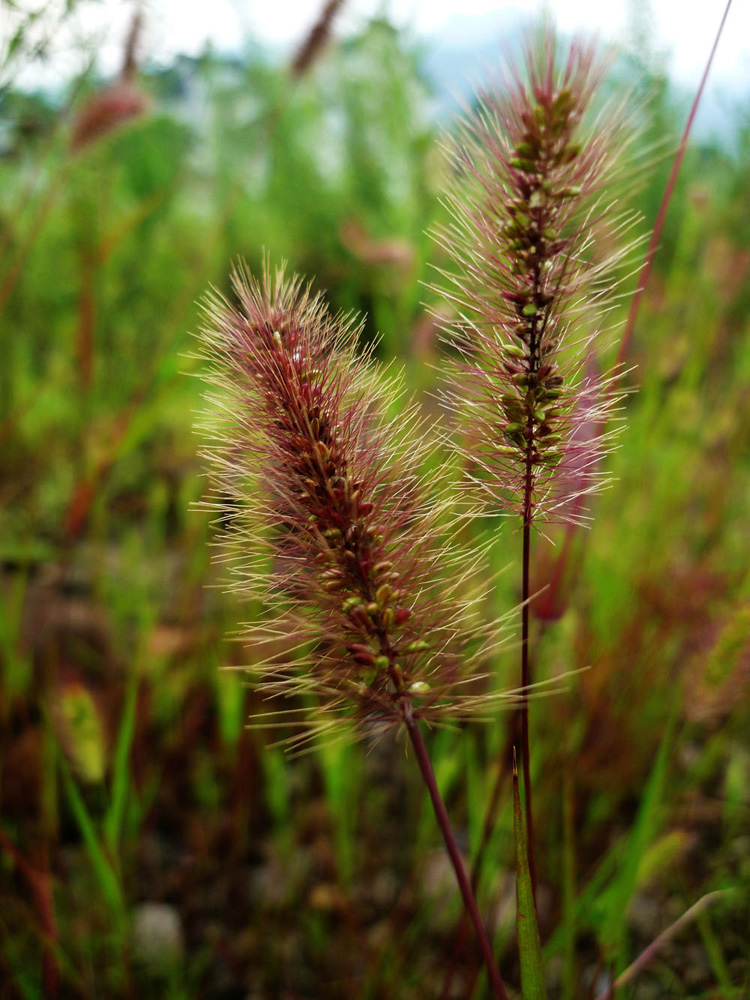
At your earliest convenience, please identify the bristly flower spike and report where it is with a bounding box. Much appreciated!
[198,260,516,998]
[198,261,522,750]
[434,28,641,905]
[436,30,639,527]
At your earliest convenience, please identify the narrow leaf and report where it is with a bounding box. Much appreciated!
[599,703,677,966]
[514,748,547,1000]
[59,758,125,926]
[104,674,138,856]
[561,767,576,1000]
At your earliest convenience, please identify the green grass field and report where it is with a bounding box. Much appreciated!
[1,9,748,998]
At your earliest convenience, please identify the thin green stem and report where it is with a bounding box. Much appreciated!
[403,703,510,1000]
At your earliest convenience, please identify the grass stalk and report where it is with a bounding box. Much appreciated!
[562,767,577,1000]
[521,488,536,899]
[437,748,511,1000]
[513,748,547,1000]
[403,703,509,1000]
[0,830,60,995]
[593,891,734,1000]
[616,0,734,369]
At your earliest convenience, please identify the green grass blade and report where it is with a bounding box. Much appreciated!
[59,756,125,927]
[561,767,576,1000]
[514,749,547,1000]
[104,674,138,857]
[696,904,734,995]
[543,840,622,958]
[317,737,359,885]
[598,703,678,970]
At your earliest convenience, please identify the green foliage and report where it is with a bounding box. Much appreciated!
[1,10,749,999]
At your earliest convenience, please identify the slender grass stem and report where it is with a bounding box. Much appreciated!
[437,744,511,1000]
[521,454,537,901]
[562,768,576,1000]
[616,0,734,370]
[592,891,733,1000]
[403,702,509,1000]
[0,831,60,995]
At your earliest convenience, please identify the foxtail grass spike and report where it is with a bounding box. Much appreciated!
[435,25,641,915]
[436,30,639,526]
[199,262,515,994]
[198,260,519,747]
[70,10,148,152]
[290,0,347,78]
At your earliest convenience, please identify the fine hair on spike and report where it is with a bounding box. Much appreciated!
[197,260,520,749]
[430,22,646,911]
[434,27,642,527]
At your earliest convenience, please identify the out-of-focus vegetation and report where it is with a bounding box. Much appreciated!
[0,5,749,998]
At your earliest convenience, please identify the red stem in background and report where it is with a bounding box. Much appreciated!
[403,704,510,1000]
[592,891,731,1000]
[437,737,511,1000]
[0,830,59,995]
[441,11,734,996]
[77,249,96,390]
[616,0,734,370]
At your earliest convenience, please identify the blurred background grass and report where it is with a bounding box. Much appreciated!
[1,1,749,997]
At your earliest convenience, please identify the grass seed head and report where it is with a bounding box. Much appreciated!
[436,28,639,525]
[198,261,516,749]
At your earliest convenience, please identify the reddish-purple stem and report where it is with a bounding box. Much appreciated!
[437,736,511,1000]
[616,0,734,370]
[403,703,510,1000]
[592,891,730,1000]
[438,6,733,996]
[0,831,59,995]
[521,450,536,899]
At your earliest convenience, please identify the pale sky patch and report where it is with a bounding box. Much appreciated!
[6,0,748,93]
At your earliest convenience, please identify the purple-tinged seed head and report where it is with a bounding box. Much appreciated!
[435,27,641,526]
[198,261,518,749]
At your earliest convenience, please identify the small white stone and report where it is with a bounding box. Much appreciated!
[132,902,184,972]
